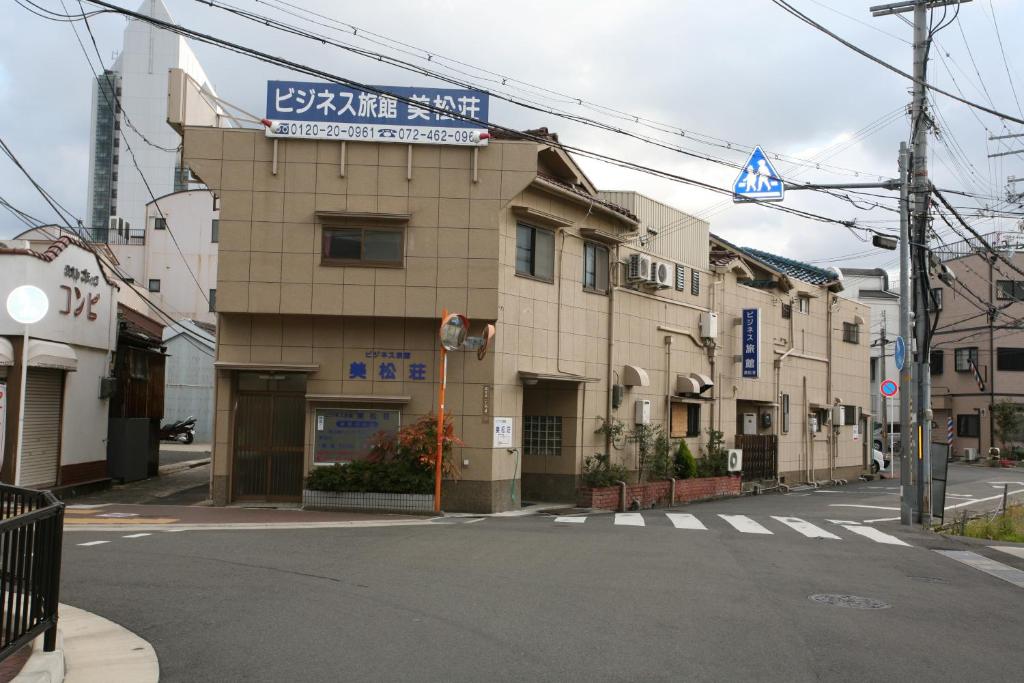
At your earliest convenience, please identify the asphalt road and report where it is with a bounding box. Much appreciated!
[59,464,1024,682]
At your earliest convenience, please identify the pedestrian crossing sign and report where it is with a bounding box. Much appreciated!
[733,146,785,202]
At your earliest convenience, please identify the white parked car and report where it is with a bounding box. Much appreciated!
[871,449,892,474]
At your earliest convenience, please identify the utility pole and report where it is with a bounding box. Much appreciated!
[898,141,915,526]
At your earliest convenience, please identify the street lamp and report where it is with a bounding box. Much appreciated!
[6,285,49,486]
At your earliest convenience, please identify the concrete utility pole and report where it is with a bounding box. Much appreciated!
[898,141,915,526]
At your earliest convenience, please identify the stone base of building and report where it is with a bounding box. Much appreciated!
[521,473,578,503]
[303,490,434,514]
[442,478,520,513]
[211,474,229,506]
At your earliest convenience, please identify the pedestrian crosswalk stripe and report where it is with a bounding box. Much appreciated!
[936,550,1024,588]
[837,524,909,546]
[771,516,840,539]
[614,513,645,527]
[665,513,707,530]
[77,540,109,547]
[554,516,587,524]
[122,533,152,538]
[718,514,773,535]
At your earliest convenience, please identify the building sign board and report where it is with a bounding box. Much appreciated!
[313,408,401,465]
[741,308,760,379]
[345,350,429,383]
[493,417,513,448]
[265,81,489,146]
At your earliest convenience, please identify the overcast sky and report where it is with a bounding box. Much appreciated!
[3,0,1022,271]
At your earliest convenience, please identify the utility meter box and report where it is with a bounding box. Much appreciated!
[742,412,757,435]
[634,399,651,425]
[700,312,718,339]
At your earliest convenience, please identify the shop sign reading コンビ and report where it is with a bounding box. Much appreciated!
[265,81,490,146]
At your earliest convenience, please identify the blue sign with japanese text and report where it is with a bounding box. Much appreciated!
[265,81,489,146]
[741,308,760,379]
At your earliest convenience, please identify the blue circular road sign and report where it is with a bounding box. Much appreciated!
[880,379,899,397]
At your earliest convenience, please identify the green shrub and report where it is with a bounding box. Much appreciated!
[696,429,728,478]
[674,439,697,479]
[582,453,629,488]
[647,430,674,481]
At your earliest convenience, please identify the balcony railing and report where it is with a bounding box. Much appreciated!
[0,485,64,662]
[86,227,146,245]
[933,231,1024,261]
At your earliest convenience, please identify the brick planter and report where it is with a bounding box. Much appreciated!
[577,475,741,511]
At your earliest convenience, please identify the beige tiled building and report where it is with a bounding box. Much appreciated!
[173,77,871,512]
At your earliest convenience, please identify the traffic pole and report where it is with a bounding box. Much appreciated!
[897,141,914,526]
[434,309,448,514]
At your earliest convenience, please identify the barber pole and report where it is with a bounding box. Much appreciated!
[946,417,954,446]
[968,358,986,392]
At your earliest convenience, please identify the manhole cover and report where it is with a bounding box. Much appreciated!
[808,594,890,609]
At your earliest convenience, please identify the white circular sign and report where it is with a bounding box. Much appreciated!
[6,285,49,325]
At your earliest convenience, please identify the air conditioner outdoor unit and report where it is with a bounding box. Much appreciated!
[727,449,743,473]
[627,253,652,282]
[108,216,120,233]
[650,261,672,288]
[963,447,977,462]
[700,312,718,339]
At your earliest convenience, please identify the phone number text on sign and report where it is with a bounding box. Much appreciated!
[266,122,487,146]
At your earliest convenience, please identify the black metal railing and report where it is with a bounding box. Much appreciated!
[0,485,64,663]
[735,434,778,481]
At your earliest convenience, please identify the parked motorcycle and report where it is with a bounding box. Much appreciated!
[160,416,196,444]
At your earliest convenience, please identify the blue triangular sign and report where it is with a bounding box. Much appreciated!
[733,146,785,202]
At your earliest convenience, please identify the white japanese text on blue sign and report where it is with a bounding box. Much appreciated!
[742,308,760,379]
[266,81,489,146]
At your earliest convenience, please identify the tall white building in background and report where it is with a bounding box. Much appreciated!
[86,0,218,240]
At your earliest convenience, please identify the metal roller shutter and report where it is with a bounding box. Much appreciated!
[19,368,64,488]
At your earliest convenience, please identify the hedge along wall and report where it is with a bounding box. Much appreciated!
[577,476,741,511]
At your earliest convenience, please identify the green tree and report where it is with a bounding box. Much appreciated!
[992,400,1024,451]
[674,439,697,479]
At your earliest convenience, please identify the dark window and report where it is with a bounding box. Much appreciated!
[675,264,686,291]
[957,414,980,438]
[782,393,790,434]
[929,287,943,311]
[154,217,166,230]
[523,415,562,456]
[515,223,554,281]
[129,352,149,380]
[321,226,404,266]
[686,404,700,437]
[870,357,878,382]
[842,405,859,426]
[996,280,1024,301]
[997,347,1024,371]
[211,219,219,243]
[782,303,792,319]
[842,322,860,344]
[955,347,978,372]
[931,349,944,375]
[690,269,700,296]
[582,242,609,293]
[148,278,160,292]
[209,289,217,313]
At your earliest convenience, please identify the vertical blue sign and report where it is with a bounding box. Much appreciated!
[894,336,906,371]
[742,308,760,379]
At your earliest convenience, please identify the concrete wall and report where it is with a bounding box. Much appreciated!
[164,333,214,443]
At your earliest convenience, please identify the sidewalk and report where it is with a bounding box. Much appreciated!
[14,604,158,683]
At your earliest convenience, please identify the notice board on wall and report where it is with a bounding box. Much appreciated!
[313,408,400,465]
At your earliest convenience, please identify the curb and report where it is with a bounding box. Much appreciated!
[14,604,158,683]
[64,518,440,532]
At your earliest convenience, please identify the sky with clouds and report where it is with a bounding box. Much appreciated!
[2,0,1022,272]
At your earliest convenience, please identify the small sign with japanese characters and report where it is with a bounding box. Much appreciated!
[265,81,489,146]
[741,308,760,379]
[493,417,514,448]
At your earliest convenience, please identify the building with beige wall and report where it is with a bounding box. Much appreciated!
[174,76,871,511]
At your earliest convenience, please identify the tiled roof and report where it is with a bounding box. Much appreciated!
[535,174,639,222]
[709,247,741,267]
[739,247,840,286]
[190,319,217,335]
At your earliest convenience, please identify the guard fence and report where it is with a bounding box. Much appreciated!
[0,484,64,663]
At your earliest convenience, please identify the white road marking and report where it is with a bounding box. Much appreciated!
[838,524,910,546]
[554,516,587,524]
[829,504,900,510]
[945,489,1024,510]
[122,533,151,539]
[812,490,843,494]
[665,513,706,530]
[772,517,840,539]
[991,546,1024,561]
[863,517,901,523]
[614,513,645,527]
[946,494,976,499]
[719,514,773,535]
[77,541,110,547]
[935,550,1024,588]
[826,519,860,525]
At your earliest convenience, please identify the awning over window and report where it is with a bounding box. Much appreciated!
[623,364,650,387]
[0,338,14,366]
[689,373,714,392]
[27,340,77,372]
[676,375,701,395]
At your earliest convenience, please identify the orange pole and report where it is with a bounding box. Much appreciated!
[434,309,448,513]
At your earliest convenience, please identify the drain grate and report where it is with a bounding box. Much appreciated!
[809,594,891,609]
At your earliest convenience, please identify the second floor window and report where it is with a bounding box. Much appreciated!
[996,280,1024,301]
[931,349,944,375]
[582,242,609,293]
[154,217,166,230]
[515,223,554,281]
[211,219,219,243]
[209,289,217,313]
[842,322,860,344]
[148,279,160,292]
[929,287,943,311]
[954,347,978,372]
[322,226,404,266]
[797,295,810,314]
[997,347,1024,371]
[691,270,700,296]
